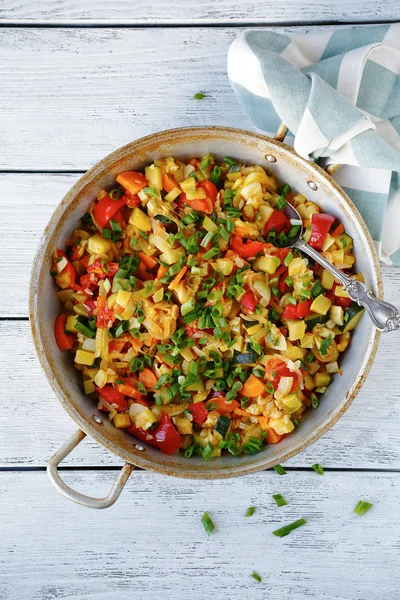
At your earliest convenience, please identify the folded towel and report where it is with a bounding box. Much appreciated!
[228,24,400,265]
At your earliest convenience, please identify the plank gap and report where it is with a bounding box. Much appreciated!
[0,19,398,28]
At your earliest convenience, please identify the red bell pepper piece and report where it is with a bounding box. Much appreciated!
[96,296,114,329]
[188,402,208,427]
[297,298,313,317]
[198,180,218,204]
[278,269,290,294]
[334,296,353,308]
[309,213,335,250]
[96,385,128,412]
[88,258,119,279]
[128,412,182,455]
[240,288,258,312]
[52,249,76,290]
[180,191,213,214]
[92,195,126,228]
[230,236,264,259]
[54,314,75,351]
[331,222,344,237]
[264,210,290,235]
[123,191,141,208]
[83,298,97,316]
[281,304,299,319]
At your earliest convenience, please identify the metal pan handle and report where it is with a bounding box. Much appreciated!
[47,429,134,509]
[274,122,342,174]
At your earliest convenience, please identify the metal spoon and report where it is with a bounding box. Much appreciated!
[277,203,400,332]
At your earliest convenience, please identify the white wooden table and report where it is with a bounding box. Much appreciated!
[1,4,400,599]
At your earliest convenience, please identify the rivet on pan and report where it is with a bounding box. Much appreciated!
[93,414,103,424]
[135,444,145,452]
[308,181,318,191]
[265,154,277,163]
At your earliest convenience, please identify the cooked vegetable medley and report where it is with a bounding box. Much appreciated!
[52,155,364,459]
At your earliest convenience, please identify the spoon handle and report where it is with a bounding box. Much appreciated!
[294,238,400,332]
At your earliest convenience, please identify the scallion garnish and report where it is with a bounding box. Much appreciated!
[245,506,256,517]
[272,518,307,537]
[273,464,287,475]
[354,500,373,517]
[272,493,287,507]
[193,92,205,100]
[202,442,215,461]
[278,183,291,197]
[312,463,324,475]
[201,511,215,536]
[250,571,262,583]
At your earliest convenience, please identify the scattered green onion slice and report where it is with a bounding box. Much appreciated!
[272,518,307,537]
[354,500,373,517]
[250,571,262,583]
[272,493,287,507]
[312,463,324,475]
[201,511,215,536]
[245,506,256,517]
[273,464,287,475]
[193,92,205,100]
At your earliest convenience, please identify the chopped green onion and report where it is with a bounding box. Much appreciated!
[137,381,146,394]
[272,518,307,537]
[202,247,220,260]
[319,334,332,356]
[245,506,256,517]
[272,287,280,297]
[113,320,130,338]
[265,382,275,395]
[143,187,160,197]
[276,196,288,211]
[285,276,294,287]
[310,393,319,408]
[250,571,262,583]
[199,154,212,171]
[201,511,215,536]
[210,166,222,186]
[354,500,373,517]
[109,188,124,200]
[193,92,205,100]
[224,156,236,167]
[272,493,287,507]
[312,463,324,475]
[284,252,293,267]
[278,183,291,197]
[273,464,287,475]
[202,441,215,461]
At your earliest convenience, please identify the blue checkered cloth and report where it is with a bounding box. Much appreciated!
[228,24,400,265]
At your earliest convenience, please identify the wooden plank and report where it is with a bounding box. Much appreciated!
[2,173,400,317]
[0,25,388,171]
[0,470,399,599]
[1,319,400,468]
[0,0,397,25]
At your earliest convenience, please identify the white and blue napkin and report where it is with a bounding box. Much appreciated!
[228,24,400,265]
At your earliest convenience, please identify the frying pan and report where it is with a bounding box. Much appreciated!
[30,126,381,508]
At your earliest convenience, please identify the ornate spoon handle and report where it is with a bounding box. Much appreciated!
[294,239,400,333]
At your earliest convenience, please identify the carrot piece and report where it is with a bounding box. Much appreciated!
[136,263,155,281]
[233,408,253,418]
[331,223,344,237]
[156,264,169,279]
[267,428,284,444]
[115,381,143,400]
[168,265,187,290]
[162,174,177,193]
[139,367,158,389]
[241,374,265,398]
[137,251,158,269]
[212,396,240,415]
[258,416,269,430]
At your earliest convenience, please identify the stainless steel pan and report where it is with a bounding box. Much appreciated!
[30,126,381,508]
